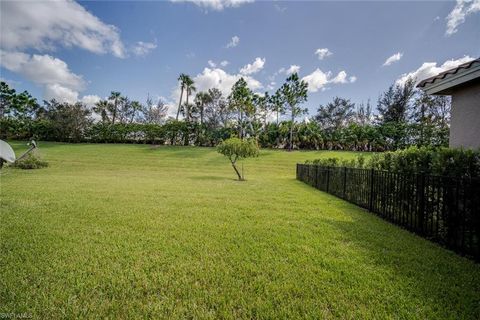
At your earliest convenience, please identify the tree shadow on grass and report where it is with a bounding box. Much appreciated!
[190,175,230,181]
[317,206,480,318]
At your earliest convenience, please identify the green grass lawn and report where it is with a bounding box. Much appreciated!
[1,142,479,319]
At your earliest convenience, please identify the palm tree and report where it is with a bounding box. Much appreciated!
[109,91,121,124]
[94,100,110,123]
[176,74,188,121]
[194,91,212,126]
[129,101,142,123]
[184,76,196,122]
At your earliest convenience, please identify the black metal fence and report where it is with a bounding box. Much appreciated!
[296,164,480,261]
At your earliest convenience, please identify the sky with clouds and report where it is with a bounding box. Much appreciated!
[0,0,479,117]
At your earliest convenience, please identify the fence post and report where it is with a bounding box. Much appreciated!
[343,167,347,199]
[369,168,375,211]
[326,166,330,193]
[296,164,299,180]
[418,173,426,235]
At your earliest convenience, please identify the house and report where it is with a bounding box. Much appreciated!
[417,58,480,149]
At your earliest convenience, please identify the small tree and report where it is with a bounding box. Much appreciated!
[217,137,259,181]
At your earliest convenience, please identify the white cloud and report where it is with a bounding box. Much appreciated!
[81,95,102,107]
[240,57,265,75]
[170,0,254,11]
[446,0,480,35]
[331,70,348,84]
[226,36,240,48]
[194,67,262,95]
[208,60,230,68]
[284,65,301,75]
[0,51,85,92]
[132,41,157,56]
[396,56,474,86]
[270,65,301,82]
[0,0,125,58]
[171,65,262,105]
[302,68,355,92]
[0,50,105,103]
[302,69,330,92]
[45,85,102,105]
[315,48,333,60]
[287,65,300,74]
[383,52,403,66]
[44,84,79,103]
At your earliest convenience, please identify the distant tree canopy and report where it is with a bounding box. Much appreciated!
[0,73,451,150]
[315,97,355,131]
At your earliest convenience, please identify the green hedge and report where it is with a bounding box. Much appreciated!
[308,146,480,178]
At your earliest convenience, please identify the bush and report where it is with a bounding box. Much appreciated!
[308,155,367,169]
[11,153,49,170]
[307,146,480,178]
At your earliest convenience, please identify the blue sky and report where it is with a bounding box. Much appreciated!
[1,0,479,117]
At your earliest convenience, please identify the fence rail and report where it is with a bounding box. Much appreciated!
[296,164,480,261]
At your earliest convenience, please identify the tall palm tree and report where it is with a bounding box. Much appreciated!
[109,91,121,124]
[176,74,188,121]
[184,76,196,122]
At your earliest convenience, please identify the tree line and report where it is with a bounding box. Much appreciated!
[0,73,450,151]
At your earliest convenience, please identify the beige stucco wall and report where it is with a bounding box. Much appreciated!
[449,82,480,149]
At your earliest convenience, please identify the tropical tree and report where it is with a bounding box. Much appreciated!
[184,76,196,122]
[109,91,122,124]
[355,100,373,126]
[376,78,416,149]
[228,78,254,139]
[93,100,111,123]
[140,96,168,124]
[277,73,308,150]
[176,73,188,121]
[0,81,38,119]
[253,92,270,127]
[411,91,451,146]
[377,78,416,124]
[202,88,227,129]
[42,100,92,142]
[270,90,285,125]
[194,91,212,126]
[315,97,355,131]
[129,101,143,123]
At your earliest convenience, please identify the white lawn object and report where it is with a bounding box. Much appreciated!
[0,139,16,163]
[0,140,38,168]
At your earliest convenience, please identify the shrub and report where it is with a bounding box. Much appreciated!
[11,153,49,170]
[307,146,480,178]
